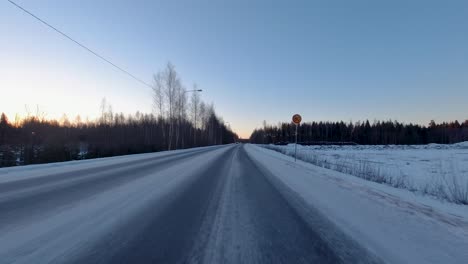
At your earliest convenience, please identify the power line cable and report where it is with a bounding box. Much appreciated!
[7,0,153,89]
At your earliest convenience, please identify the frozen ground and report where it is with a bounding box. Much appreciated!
[263,142,468,204]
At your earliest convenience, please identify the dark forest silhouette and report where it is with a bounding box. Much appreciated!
[0,110,237,168]
[250,120,468,145]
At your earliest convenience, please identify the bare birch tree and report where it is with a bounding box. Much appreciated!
[152,72,166,148]
[152,72,165,119]
[163,62,180,150]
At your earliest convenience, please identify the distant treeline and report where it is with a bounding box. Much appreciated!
[250,120,468,145]
[0,63,237,167]
[0,111,236,168]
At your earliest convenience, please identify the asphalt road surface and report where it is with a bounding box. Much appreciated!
[0,144,382,264]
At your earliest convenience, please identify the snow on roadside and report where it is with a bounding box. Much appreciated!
[263,143,468,204]
[245,144,468,264]
[0,145,220,184]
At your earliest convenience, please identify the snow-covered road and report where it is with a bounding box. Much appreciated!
[0,144,466,263]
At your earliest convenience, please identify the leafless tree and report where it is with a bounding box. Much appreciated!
[100,98,107,125]
[162,62,181,150]
[174,83,187,148]
[152,72,165,118]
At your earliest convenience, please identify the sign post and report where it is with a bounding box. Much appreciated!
[292,114,302,162]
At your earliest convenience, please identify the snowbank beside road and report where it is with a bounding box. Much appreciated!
[245,144,468,264]
[0,145,220,184]
[263,143,468,204]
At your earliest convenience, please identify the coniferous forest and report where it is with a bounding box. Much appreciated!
[250,120,468,145]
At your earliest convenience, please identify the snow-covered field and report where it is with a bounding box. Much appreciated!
[263,142,468,204]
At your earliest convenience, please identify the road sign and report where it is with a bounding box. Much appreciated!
[292,114,302,124]
[292,114,302,162]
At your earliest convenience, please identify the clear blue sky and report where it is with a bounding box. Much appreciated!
[1,0,467,138]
